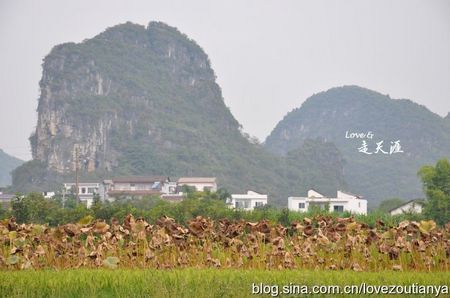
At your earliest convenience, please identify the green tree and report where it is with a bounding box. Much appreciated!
[11,192,57,224]
[0,203,9,219]
[11,194,28,223]
[216,188,231,201]
[277,208,290,226]
[418,158,450,225]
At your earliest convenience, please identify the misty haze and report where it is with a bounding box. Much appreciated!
[0,2,449,293]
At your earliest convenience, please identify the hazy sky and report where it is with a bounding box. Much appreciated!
[0,0,449,160]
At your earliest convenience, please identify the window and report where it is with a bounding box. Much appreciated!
[298,202,305,209]
[333,205,344,212]
[81,187,86,194]
[88,188,96,194]
[255,201,264,207]
[235,201,250,209]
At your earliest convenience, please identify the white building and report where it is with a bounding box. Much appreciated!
[106,176,169,199]
[288,189,367,215]
[42,191,56,199]
[63,182,103,208]
[161,181,177,195]
[389,200,423,216]
[177,177,217,192]
[227,190,268,211]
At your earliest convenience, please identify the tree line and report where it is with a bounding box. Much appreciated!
[2,159,448,226]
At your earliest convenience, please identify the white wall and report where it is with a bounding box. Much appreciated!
[64,183,100,195]
[288,192,367,215]
[161,182,177,194]
[114,182,153,191]
[232,199,267,211]
[337,191,356,200]
[84,198,93,208]
[288,197,307,211]
[230,191,267,211]
[390,202,422,215]
[308,190,324,197]
[181,182,217,192]
[42,192,55,199]
[339,198,367,215]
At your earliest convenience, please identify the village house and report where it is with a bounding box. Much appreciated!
[105,176,173,200]
[227,190,268,211]
[177,177,217,192]
[63,182,104,208]
[389,199,423,216]
[42,191,56,199]
[288,189,367,215]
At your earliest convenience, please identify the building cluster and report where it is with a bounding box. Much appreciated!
[59,175,370,214]
[62,176,218,207]
[5,174,429,216]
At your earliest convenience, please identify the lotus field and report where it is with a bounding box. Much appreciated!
[0,214,448,272]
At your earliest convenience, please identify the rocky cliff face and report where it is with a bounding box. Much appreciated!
[30,22,221,175]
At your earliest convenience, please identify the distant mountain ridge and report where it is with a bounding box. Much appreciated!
[0,149,23,187]
[11,22,346,205]
[265,86,450,207]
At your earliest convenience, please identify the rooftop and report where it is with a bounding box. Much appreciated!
[112,176,168,183]
[177,177,216,183]
[338,190,364,199]
[64,181,101,185]
[388,199,425,213]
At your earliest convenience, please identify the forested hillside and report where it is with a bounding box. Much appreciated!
[0,149,23,187]
[265,86,450,207]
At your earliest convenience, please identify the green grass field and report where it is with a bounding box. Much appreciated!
[0,269,449,297]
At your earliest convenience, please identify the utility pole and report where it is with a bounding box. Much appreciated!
[62,187,66,208]
[75,146,80,203]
